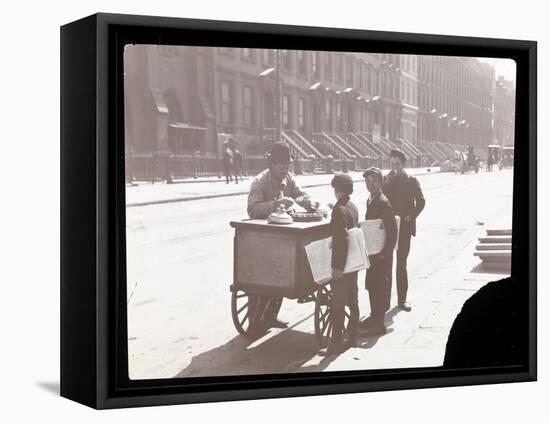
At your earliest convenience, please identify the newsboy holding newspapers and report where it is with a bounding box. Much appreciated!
[323,173,360,355]
[361,167,398,336]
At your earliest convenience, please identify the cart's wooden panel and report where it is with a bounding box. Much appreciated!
[231,219,331,298]
[236,231,297,289]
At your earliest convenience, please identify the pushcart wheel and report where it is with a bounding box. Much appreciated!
[314,284,351,348]
[231,289,267,339]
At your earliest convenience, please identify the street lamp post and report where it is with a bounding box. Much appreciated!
[430,108,437,142]
[439,113,448,143]
[259,50,283,144]
[275,49,282,142]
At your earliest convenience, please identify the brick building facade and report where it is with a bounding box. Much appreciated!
[124,45,512,171]
[493,75,516,147]
[417,55,496,150]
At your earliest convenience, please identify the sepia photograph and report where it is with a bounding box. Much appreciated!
[123,44,516,380]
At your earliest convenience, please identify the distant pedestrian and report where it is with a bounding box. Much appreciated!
[382,149,425,312]
[487,147,500,172]
[223,139,234,184]
[232,146,244,183]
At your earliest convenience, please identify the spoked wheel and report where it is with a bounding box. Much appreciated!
[231,288,269,339]
[314,284,351,348]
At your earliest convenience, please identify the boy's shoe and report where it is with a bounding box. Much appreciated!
[358,316,374,329]
[365,324,387,336]
[268,318,289,329]
[398,301,412,312]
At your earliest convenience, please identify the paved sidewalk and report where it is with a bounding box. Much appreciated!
[126,167,440,207]
[288,220,511,373]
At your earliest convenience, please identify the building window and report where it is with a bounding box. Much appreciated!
[326,99,333,131]
[282,94,291,129]
[298,98,306,132]
[220,80,232,124]
[297,51,307,76]
[243,86,255,127]
[324,52,333,80]
[282,50,293,72]
[336,55,343,82]
[218,47,234,56]
[346,56,354,85]
[367,67,372,94]
[159,45,177,57]
[262,49,274,66]
[242,48,256,61]
[312,52,321,80]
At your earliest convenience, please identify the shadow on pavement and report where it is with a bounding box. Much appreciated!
[174,328,331,378]
[345,306,400,349]
[384,306,402,327]
[174,307,405,378]
[356,327,395,349]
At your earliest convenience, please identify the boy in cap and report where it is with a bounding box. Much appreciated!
[383,149,425,312]
[321,173,360,354]
[361,167,397,335]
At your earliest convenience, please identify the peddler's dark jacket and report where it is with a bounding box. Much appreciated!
[330,195,359,271]
[382,170,425,236]
[365,191,398,257]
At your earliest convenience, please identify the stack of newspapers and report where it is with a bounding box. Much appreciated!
[305,217,400,285]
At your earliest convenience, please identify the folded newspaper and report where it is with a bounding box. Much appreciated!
[305,227,370,285]
[359,216,401,256]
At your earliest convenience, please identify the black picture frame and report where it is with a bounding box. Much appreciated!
[60,12,537,409]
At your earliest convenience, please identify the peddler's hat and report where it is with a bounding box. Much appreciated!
[363,166,383,181]
[267,142,294,164]
[389,148,406,162]
[331,172,354,194]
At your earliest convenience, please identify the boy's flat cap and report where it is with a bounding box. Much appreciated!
[363,167,383,180]
[389,148,406,162]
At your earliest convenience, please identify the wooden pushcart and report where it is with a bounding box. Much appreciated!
[229,219,354,347]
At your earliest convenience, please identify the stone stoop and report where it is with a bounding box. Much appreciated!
[474,228,512,270]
